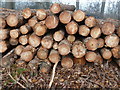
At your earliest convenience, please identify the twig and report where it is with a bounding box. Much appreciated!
[48,62,58,88]
[8,72,26,89]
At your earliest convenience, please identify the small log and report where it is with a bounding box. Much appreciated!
[72,41,86,58]
[14,45,24,56]
[36,9,47,20]
[59,10,72,24]
[53,42,58,50]
[73,10,85,22]
[20,23,31,34]
[28,34,41,47]
[41,35,53,49]
[19,35,28,45]
[0,17,6,28]
[65,21,78,34]
[53,30,64,42]
[111,45,120,59]
[37,46,49,60]
[9,38,18,46]
[73,57,86,65]
[48,49,60,63]
[101,22,115,35]
[79,25,90,36]
[90,26,101,38]
[94,53,103,64]
[67,35,75,43]
[50,3,75,14]
[0,41,8,53]
[0,28,9,40]
[28,16,38,28]
[58,39,71,56]
[105,34,119,48]
[61,56,73,68]
[33,22,47,36]
[101,48,112,60]
[85,51,97,62]
[97,38,104,48]
[10,29,20,39]
[85,16,96,28]
[45,15,59,29]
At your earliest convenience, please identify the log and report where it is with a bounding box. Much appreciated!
[117,26,120,37]
[6,14,23,27]
[58,39,71,56]
[9,38,18,46]
[10,29,20,39]
[84,37,98,51]
[28,34,41,47]
[48,49,60,63]
[23,45,36,53]
[79,25,90,36]
[97,38,104,48]
[73,10,85,22]
[50,3,75,14]
[33,22,47,36]
[105,34,119,48]
[0,29,9,40]
[72,41,86,58]
[53,42,58,50]
[101,48,112,60]
[94,53,103,64]
[90,26,101,38]
[111,45,120,59]
[36,9,47,20]
[28,16,38,28]
[0,41,8,53]
[0,17,6,28]
[53,30,64,42]
[61,56,73,68]
[67,35,75,43]
[37,46,49,60]
[59,10,72,24]
[101,22,115,35]
[73,57,86,65]
[19,35,28,45]
[65,21,78,34]
[45,15,59,29]
[85,51,97,62]
[14,45,24,56]
[85,16,96,28]
[41,35,53,49]
[20,23,31,34]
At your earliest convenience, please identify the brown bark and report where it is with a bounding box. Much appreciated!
[33,22,47,36]
[28,16,38,28]
[28,34,41,47]
[67,35,75,43]
[19,35,28,45]
[58,39,71,56]
[0,41,8,53]
[72,41,86,58]
[20,23,31,34]
[14,45,24,56]
[97,38,104,48]
[9,38,18,46]
[53,30,64,42]
[49,49,60,63]
[37,46,49,60]
[111,45,120,59]
[50,3,75,14]
[73,57,86,65]
[10,29,20,39]
[90,26,101,38]
[0,29,9,40]
[61,56,73,68]
[36,9,47,20]
[73,10,85,22]
[85,51,97,62]
[101,22,115,35]
[85,16,96,28]
[65,21,78,34]
[0,17,6,28]
[101,48,112,60]
[41,35,53,49]
[6,14,23,27]
[79,25,90,36]
[105,34,119,48]
[59,10,72,24]
[45,15,59,29]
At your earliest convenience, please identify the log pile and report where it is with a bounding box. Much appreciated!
[0,3,120,88]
